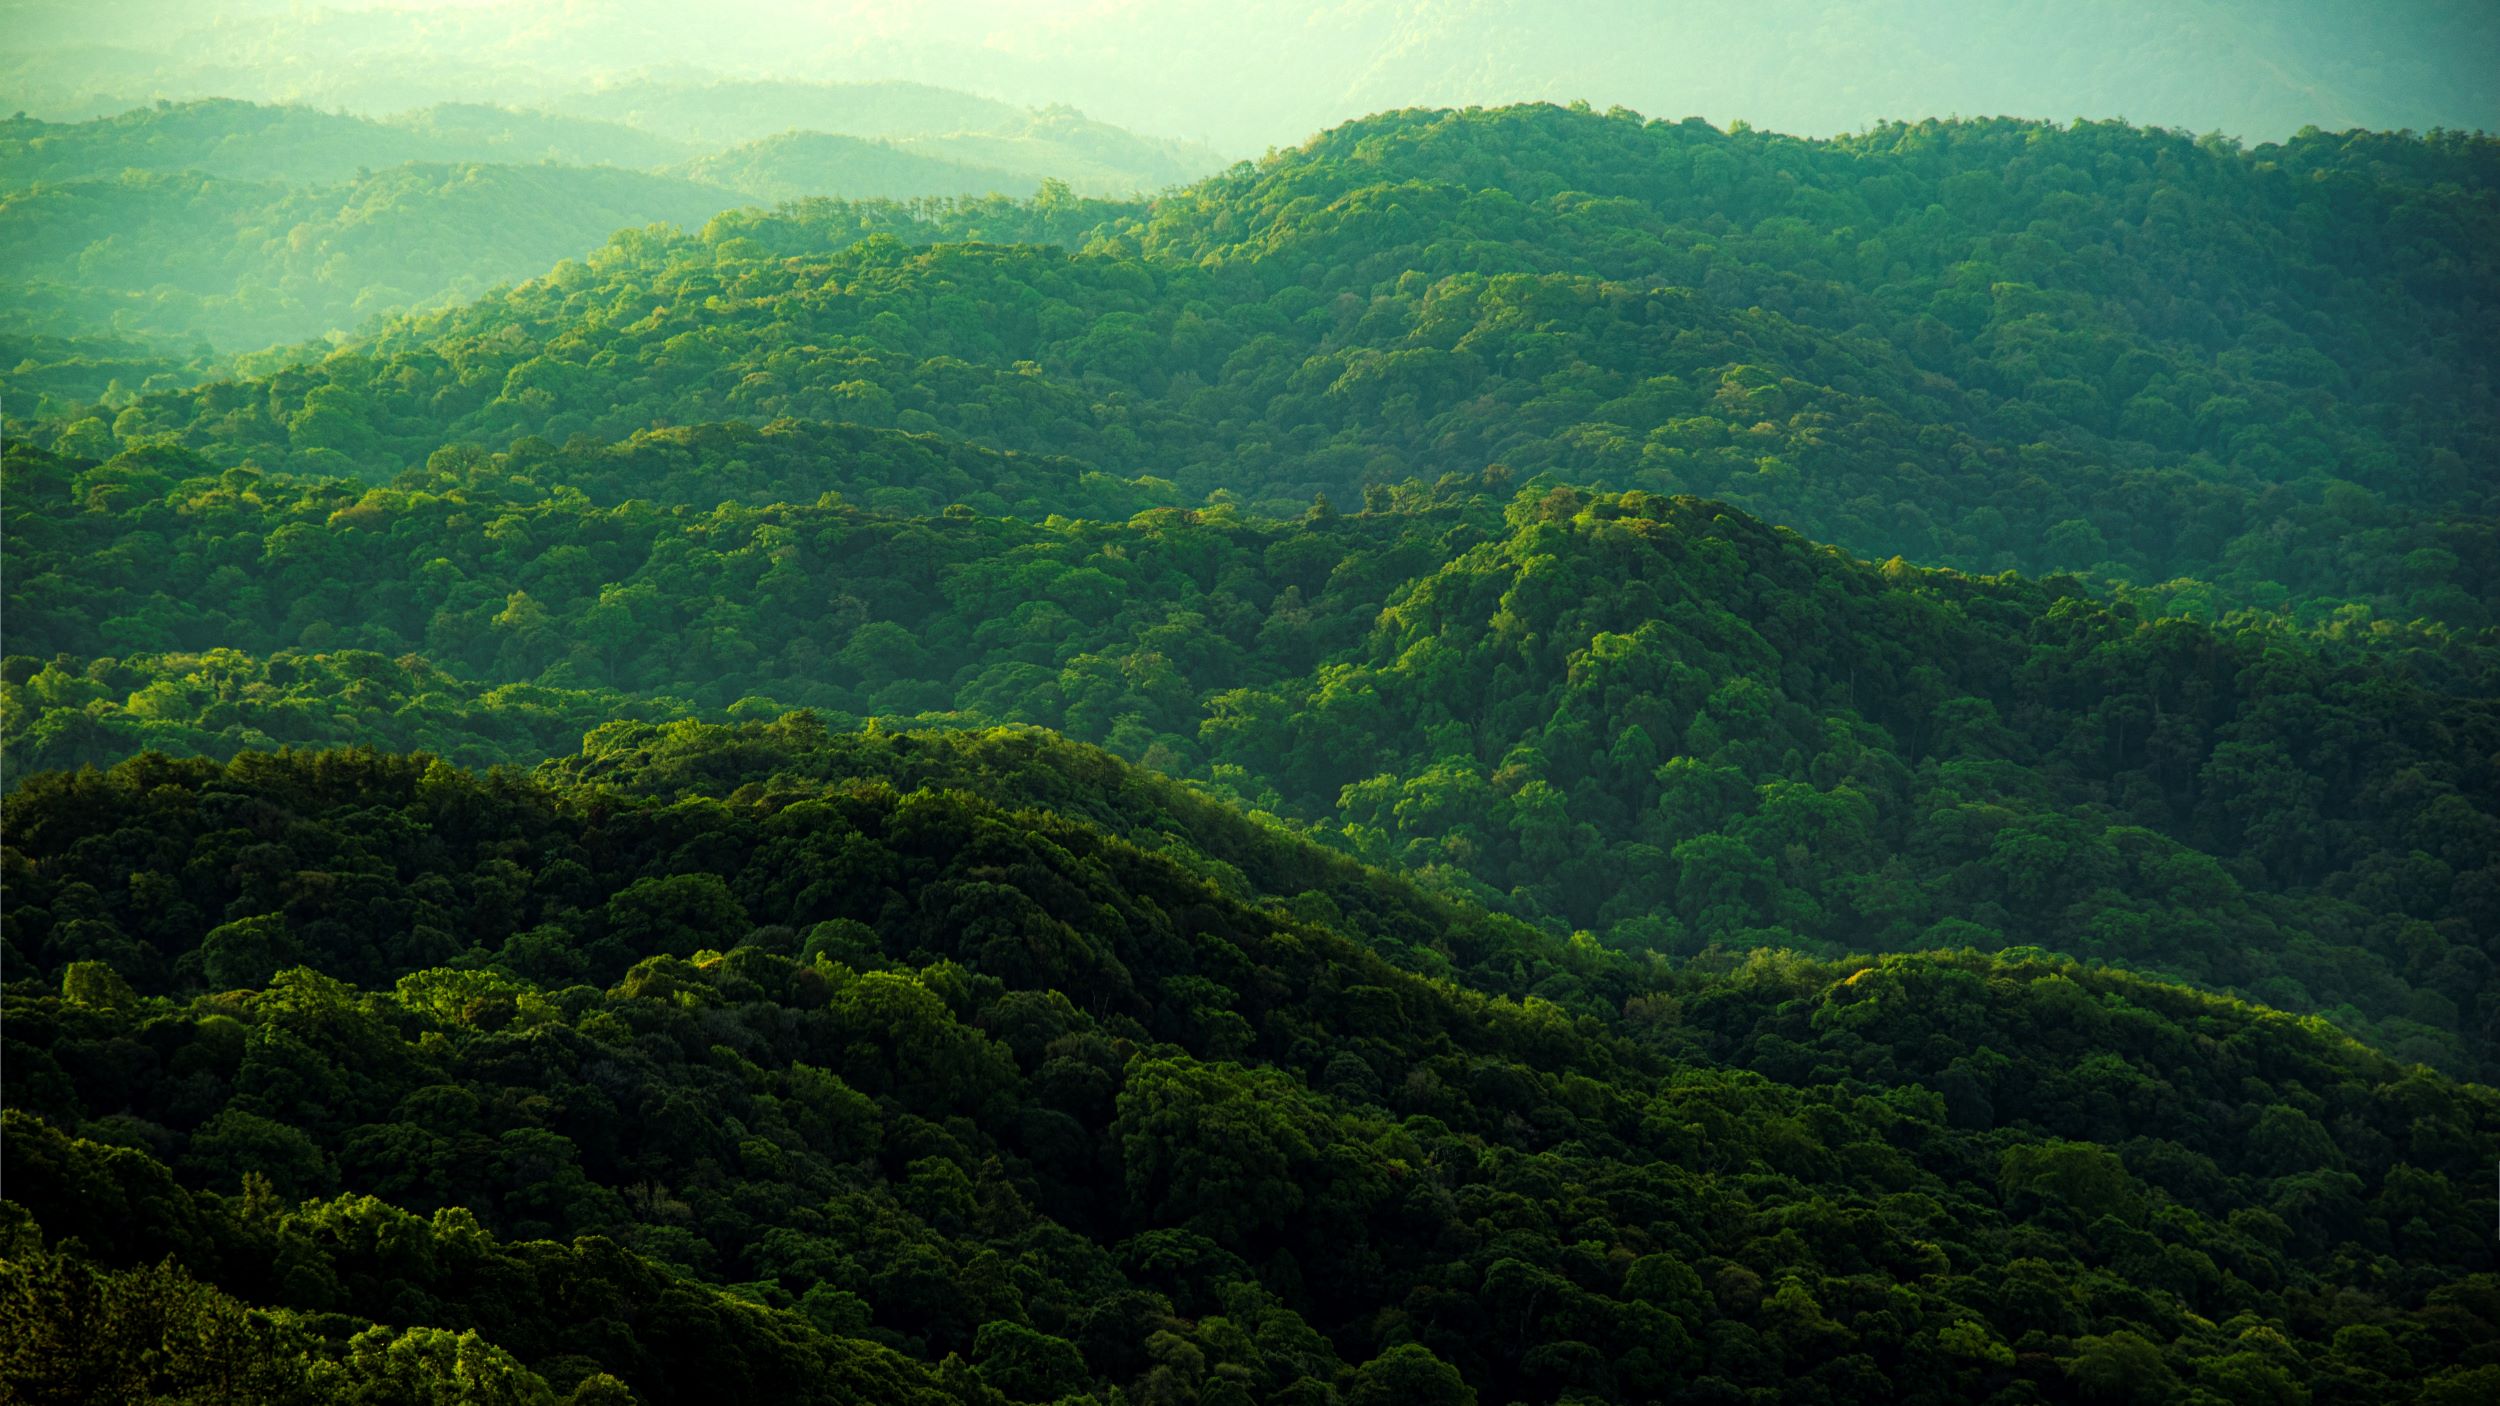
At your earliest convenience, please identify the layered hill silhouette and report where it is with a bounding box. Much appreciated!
[673,132,1036,206]
[0,99,694,185]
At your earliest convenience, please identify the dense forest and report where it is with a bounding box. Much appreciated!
[6,433,2498,1076]
[5,87,2498,1406]
[6,729,2497,1403]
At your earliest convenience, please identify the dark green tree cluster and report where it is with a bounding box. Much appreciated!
[4,731,2495,1404]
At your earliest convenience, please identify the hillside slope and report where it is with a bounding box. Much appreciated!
[3,727,2494,1404]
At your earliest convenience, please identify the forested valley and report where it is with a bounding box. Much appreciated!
[4,64,2496,1406]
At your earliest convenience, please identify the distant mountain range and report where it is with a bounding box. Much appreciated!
[0,85,1219,359]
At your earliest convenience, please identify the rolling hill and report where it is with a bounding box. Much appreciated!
[3,725,2494,1402]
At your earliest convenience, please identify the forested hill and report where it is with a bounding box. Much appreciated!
[39,107,2495,621]
[8,437,2496,1075]
[8,88,2500,1406]
[4,726,2496,1403]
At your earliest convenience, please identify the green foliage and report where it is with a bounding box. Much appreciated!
[1,1247,323,1405]
[973,1320,1089,1402]
[1348,1345,1474,1406]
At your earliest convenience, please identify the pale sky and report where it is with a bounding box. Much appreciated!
[7,0,2495,149]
